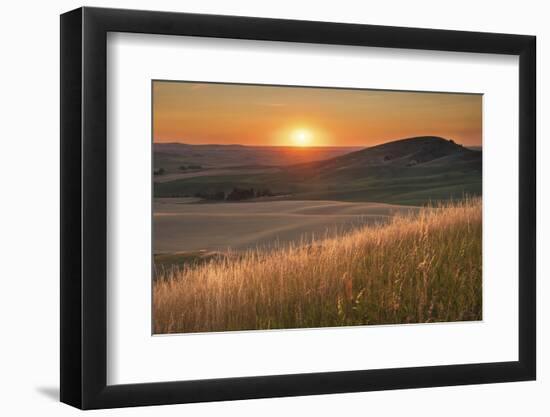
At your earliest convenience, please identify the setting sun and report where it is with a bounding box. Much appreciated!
[291,128,313,147]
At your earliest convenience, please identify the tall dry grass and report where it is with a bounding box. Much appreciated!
[153,198,482,334]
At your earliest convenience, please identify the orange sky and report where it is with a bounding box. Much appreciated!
[153,81,482,147]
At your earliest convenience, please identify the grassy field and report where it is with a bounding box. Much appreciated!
[154,138,482,205]
[153,198,482,334]
[154,164,481,205]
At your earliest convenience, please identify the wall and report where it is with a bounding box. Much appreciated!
[0,0,546,415]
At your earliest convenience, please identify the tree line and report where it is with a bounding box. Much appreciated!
[195,187,274,201]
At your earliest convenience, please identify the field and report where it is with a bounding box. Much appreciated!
[154,139,482,205]
[153,137,483,333]
[154,143,362,170]
[154,198,418,253]
[153,198,482,334]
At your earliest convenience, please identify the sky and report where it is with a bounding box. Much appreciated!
[153,81,482,147]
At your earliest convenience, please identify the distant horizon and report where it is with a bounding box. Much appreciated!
[153,81,482,147]
[154,136,481,149]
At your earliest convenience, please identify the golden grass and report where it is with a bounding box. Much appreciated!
[153,198,482,334]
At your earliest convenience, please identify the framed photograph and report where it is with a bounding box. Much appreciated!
[60,7,536,409]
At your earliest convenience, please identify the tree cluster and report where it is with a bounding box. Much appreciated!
[194,187,274,202]
[153,168,166,176]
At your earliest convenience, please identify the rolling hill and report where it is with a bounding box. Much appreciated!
[154,136,482,205]
[154,143,362,170]
[307,136,479,169]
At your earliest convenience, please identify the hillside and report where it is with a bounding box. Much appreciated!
[307,136,477,169]
[154,136,482,205]
[154,198,482,333]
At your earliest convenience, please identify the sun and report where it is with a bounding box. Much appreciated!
[291,128,313,147]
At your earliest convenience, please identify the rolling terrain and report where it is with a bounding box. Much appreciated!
[154,198,482,333]
[154,143,362,170]
[154,136,482,205]
[152,137,483,332]
[154,198,418,254]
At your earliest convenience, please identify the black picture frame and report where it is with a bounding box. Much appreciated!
[60,6,536,410]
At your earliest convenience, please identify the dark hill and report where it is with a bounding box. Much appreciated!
[307,136,477,170]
